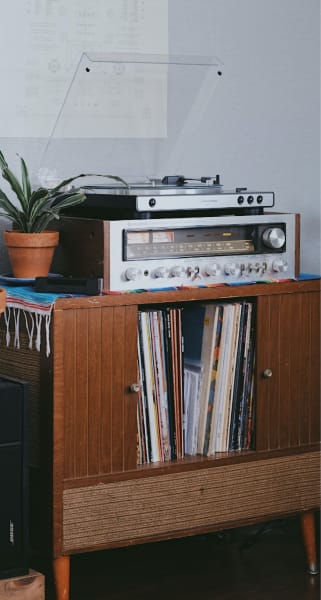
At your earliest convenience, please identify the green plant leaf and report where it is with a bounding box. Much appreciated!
[20,156,32,201]
[49,191,86,211]
[0,149,127,232]
[27,197,52,229]
[0,191,26,230]
[1,166,28,212]
[50,172,128,194]
[0,189,22,218]
[31,211,59,233]
[0,150,8,170]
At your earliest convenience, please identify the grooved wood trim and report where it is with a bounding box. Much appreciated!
[62,450,320,553]
[59,304,138,480]
[256,291,320,451]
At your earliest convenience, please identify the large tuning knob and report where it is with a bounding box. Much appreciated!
[262,227,286,249]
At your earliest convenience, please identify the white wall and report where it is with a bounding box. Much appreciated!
[168,0,320,274]
[0,0,320,274]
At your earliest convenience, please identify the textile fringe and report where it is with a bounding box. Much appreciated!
[1,305,53,357]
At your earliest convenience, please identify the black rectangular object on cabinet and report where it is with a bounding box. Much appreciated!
[0,375,29,579]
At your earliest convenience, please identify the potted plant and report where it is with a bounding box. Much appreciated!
[0,150,125,278]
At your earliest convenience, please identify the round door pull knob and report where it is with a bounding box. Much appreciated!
[263,369,273,379]
[130,383,140,393]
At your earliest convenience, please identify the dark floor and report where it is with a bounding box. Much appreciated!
[41,517,320,600]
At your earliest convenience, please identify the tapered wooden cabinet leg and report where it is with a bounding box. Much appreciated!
[301,511,319,575]
[53,556,70,600]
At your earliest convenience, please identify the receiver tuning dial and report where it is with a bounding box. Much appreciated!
[262,227,286,249]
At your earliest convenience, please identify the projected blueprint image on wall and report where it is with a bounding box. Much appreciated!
[51,53,168,139]
[0,0,168,138]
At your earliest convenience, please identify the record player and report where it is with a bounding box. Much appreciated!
[40,53,299,290]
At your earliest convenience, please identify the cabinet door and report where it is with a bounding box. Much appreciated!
[256,291,320,451]
[55,304,139,481]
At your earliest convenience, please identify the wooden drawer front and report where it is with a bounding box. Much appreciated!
[256,291,320,451]
[62,451,320,553]
[55,305,138,480]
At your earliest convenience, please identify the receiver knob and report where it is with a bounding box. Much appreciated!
[262,227,286,249]
[224,262,241,277]
[205,263,221,276]
[125,267,138,281]
[272,259,288,273]
[170,265,185,277]
[153,267,166,279]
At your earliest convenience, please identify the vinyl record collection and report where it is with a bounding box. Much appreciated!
[137,300,256,464]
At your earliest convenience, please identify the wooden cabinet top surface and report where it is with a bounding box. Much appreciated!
[53,278,320,311]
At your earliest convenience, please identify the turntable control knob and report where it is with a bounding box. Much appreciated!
[205,264,221,276]
[262,227,286,249]
[153,267,166,279]
[170,265,185,277]
[272,259,288,273]
[124,267,138,281]
[225,262,241,276]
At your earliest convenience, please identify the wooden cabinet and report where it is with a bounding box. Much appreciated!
[0,279,320,600]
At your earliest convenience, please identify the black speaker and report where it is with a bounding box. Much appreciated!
[0,375,29,579]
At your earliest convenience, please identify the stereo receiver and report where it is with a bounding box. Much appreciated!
[52,212,300,292]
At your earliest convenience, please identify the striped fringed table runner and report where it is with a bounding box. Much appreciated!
[0,285,69,357]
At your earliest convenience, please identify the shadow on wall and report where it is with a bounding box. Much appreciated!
[0,218,12,273]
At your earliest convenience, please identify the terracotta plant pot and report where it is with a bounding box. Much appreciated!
[0,288,6,314]
[3,230,59,279]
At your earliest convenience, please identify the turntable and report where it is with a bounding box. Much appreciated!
[75,175,275,219]
[40,53,299,290]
